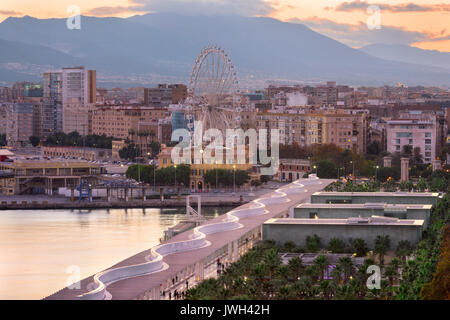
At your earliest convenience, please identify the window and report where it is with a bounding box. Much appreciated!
[425,139,432,144]
[425,132,431,137]
[396,132,412,138]
[395,139,400,144]
[425,145,431,150]
[425,152,431,157]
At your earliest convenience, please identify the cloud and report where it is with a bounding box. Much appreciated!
[87,0,276,17]
[0,10,23,16]
[328,1,450,13]
[86,6,147,16]
[289,17,439,47]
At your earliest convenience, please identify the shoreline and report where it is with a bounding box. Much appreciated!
[0,199,247,210]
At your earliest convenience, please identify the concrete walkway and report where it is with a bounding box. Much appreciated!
[45,178,332,300]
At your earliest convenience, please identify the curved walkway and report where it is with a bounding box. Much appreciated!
[45,177,332,300]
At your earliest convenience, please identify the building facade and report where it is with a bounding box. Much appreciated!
[386,116,438,163]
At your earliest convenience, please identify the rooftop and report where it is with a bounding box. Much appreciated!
[312,191,439,197]
[296,202,432,210]
[265,216,424,226]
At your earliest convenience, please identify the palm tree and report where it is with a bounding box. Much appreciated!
[351,238,368,257]
[338,257,354,282]
[304,265,320,284]
[276,265,290,281]
[293,277,312,299]
[330,264,343,284]
[314,255,329,281]
[263,249,281,280]
[277,285,294,300]
[383,265,398,286]
[319,280,333,299]
[396,240,412,263]
[306,234,321,252]
[287,257,304,281]
[389,257,401,273]
[413,147,423,165]
[328,238,346,254]
[374,235,390,266]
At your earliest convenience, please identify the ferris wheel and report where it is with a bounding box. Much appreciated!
[186,45,242,136]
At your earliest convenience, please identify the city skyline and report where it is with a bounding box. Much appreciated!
[1,0,450,51]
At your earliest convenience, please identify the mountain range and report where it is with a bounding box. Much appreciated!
[359,43,450,72]
[0,13,449,88]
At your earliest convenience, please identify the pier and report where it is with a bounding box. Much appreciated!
[45,177,333,300]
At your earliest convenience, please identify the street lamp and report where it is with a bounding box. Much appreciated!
[174,164,177,190]
[215,160,218,190]
[375,165,379,181]
[313,165,317,174]
[350,160,355,180]
[233,165,236,193]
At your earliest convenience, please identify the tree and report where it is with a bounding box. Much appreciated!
[402,145,413,157]
[306,234,321,252]
[204,169,250,188]
[377,166,400,182]
[367,141,380,155]
[119,143,141,161]
[416,177,428,192]
[316,160,337,179]
[383,178,398,192]
[42,131,114,149]
[263,249,281,280]
[328,238,345,253]
[283,241,296,253]
[313,255,329,281]
[149,141,161,158]
[413,147,423,165]
[29,136,40,147]
[384,265,398,286]
[338,257,354,282]
[399,181,413,191]
[396,240,412,262]
[374,235,390,266]
[287,257,304,281]
[351,238,368,257]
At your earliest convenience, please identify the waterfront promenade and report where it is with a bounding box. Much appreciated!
[45,178,332,300]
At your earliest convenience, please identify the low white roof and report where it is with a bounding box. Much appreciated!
[0,149,14,156]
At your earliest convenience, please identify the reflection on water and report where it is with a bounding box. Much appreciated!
[0,207,232,300]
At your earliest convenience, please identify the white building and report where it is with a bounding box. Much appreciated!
[43,67,96,137]
[62,67,96,135]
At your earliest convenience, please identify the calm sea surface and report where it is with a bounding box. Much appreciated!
[0,207,232,300]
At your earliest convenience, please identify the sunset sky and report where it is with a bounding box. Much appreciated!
[1,0,449,51]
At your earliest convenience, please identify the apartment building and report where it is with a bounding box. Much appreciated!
[5,103,35,146]
[92,106,172,143]
[42,71,63,136]
[144,84,187,106]
[256,112,368,153]
[386,115,438,163]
